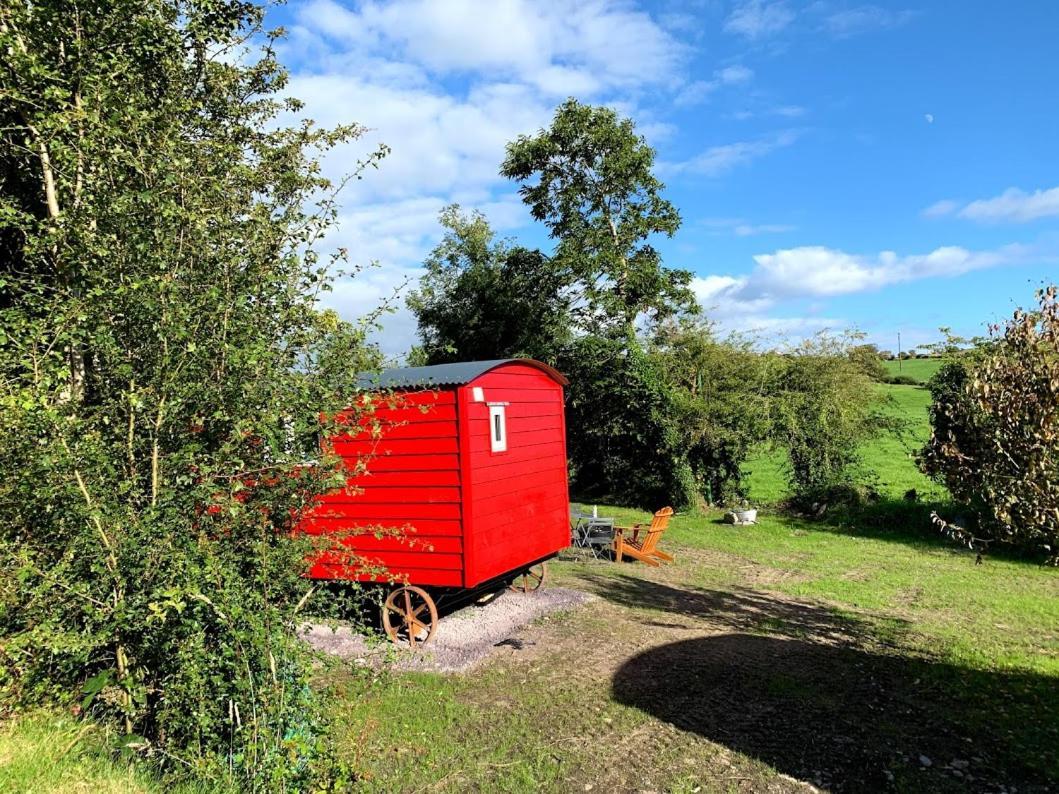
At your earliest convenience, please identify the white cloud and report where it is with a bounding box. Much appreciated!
[698,243,1035,308]
[668,130,801,176]
[688,241,1040,341]
[724,0,795,40]
[924,113,934,124]
[734,222,797,237]
[273,0,706,358]
[821,5,915,38]
[922,199,958,218]
[701,217,796,236]
[691,275,844,340]
[725,104,807,121]
[718,64,754,84]
[925,187,1059,224]
[674,64,754,107]
[293,0,686,95]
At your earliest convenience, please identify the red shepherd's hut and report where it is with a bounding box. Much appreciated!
[300,359,570,594]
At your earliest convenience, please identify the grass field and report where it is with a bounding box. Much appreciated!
[4,379,1056,792]
[321,509,1058,792]
[882,357,944,383]
[744,381,945,503]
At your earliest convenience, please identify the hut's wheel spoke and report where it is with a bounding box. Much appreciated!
[509,562,547,593]
[382,586,438,648]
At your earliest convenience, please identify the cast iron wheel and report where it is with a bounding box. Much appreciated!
[509,562,547,593]
[382,585,438,648]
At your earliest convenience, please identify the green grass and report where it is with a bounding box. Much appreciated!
[647,509,1058,674]
[744,380,945,502]
[0,711,213,794]
[321,505,1058,791]
[882,357,943,383]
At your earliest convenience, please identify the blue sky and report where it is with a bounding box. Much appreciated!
[268,0,1059,357]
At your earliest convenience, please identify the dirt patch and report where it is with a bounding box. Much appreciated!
[302,587,594,673]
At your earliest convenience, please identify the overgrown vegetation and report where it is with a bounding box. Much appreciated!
[0,1,383,786]
[922,288,1059,560]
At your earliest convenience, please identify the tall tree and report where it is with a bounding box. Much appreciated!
[500,99,694,337]
[0,0,383,784]
[407,205,572,363]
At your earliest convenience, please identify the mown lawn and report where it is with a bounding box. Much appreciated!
[323,508,1058,792]
[882,357,943,383]
[6,508,1057,792]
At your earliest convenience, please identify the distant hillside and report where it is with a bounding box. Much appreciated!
[882,358,942,384]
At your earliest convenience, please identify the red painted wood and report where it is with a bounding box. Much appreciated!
[309,561,463,587]
[332,437,460,456]
[333,485,461,504]
[309,499,462,520]
[328,534,463,554]
[299,360,569,588]
[352,470,461,487]
[353,550,464,571]
[468,427,564,454]
[469,455,562,484]
[345,453,459,472]
[458,363,570,586]
[300,516,463,537]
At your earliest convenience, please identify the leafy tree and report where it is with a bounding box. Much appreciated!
[0,0,384,785]
[768,335,891,501]
[559,336,696,508]
[407,205,571,363]
[847,343,888,382]
[651,320,773,504]
[921,288,1059,560]
[500,99,694,336]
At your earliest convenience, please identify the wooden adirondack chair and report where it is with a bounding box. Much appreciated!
[613,507,674,566]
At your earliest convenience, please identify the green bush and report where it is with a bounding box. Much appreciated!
[560,337,697,509]
[0,2,384,786]
[921,288,1059,559]
[883,374,920,386]
[769,337,895,501]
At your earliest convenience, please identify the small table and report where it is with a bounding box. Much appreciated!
[571,512,615,558]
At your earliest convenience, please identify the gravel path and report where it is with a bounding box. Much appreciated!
[301,586,594,673]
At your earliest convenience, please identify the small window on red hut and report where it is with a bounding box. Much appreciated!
[489,404,507,453]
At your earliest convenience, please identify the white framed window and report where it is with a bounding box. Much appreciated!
[488,404,507,452]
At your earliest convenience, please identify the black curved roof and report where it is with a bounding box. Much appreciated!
[358,358,568,389]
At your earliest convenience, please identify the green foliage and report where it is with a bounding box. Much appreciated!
[847,343,888,381]
[0,1,383,786]
[921,288,1059,559]
[881,357,944,384]
[411,102,887,512]
[768,336,894,501]
[651,320,772,504]
[406,205,571,363]
[882,373,920,385]
[559,336,697,508]
[500,99,694,335]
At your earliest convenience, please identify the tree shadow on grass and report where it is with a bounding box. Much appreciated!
[802,497,1052,566]
[593,573,1059,792]
[577,572,900,646]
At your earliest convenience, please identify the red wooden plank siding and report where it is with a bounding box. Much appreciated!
[461,363,570,586]
[303,388,465,584]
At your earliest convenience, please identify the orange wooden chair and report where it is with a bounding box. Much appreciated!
[613,507,674,566]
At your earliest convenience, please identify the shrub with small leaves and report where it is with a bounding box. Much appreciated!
[922,288,1059,560]
[0,1,387,787]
